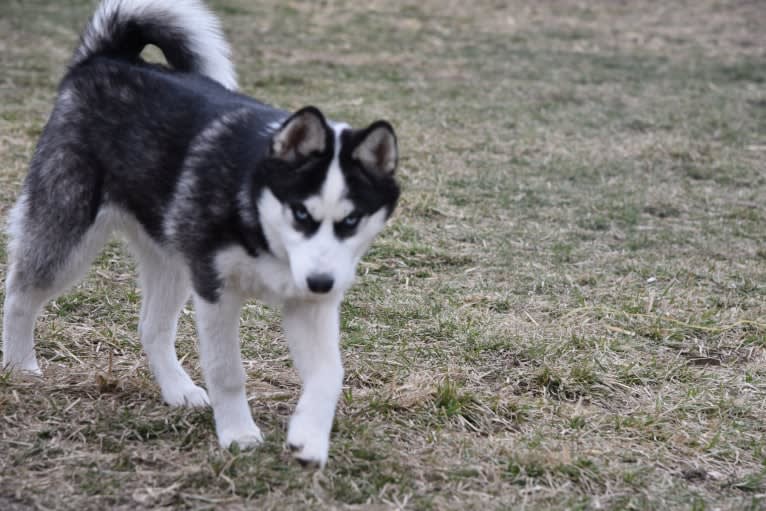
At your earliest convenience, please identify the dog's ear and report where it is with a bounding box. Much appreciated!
[352,121,398,176]
[271,106,329,161]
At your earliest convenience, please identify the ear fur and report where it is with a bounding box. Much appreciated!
[271,106,329,161]
[352,121,398,176]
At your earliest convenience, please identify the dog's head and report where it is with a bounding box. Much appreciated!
[256,106,400,298]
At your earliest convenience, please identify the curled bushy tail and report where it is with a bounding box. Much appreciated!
[72,0,237,89]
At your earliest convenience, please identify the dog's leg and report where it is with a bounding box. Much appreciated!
[283,299,343,467]
[136,253,209,407]
[3,200,113,374]
[194,291,263,448]
[2,279,49,375]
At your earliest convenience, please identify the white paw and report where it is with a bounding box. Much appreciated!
[162,383,210,408]
[218,425,264,450]
[286,413,330,468]
[3,357,42,376]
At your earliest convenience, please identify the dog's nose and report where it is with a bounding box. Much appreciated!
[306,274,334,294]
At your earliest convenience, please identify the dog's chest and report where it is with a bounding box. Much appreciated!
[214,246,298,305]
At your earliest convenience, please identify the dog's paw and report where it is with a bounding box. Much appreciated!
[162,383,210,408]
[286,413,330,468]
[218,426,264,450]
[3,358,42,377]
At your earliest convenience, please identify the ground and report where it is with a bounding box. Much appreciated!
[1,0,765,509]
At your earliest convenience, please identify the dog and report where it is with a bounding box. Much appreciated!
[1,0,399,467]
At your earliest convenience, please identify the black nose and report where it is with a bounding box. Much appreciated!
[307,274,334,294]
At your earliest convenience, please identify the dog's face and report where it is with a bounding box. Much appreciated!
[256,107,400,298]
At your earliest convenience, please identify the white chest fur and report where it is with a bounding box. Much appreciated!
[214,246,300,305]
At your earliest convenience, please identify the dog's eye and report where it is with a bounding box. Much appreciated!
[341,213,361,228]
[334,212,363,238]
[291,204,311,223]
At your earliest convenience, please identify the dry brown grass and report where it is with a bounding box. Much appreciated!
[1,0,765,509]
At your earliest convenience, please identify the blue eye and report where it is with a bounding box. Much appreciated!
[342,213,360,228]
[292,204,310,222]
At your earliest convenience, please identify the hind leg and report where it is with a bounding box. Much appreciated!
[2,281,48,375]
[2,196,113,374]
[133,241,209,407]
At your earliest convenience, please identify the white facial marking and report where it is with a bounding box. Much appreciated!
[303,162,354,222]
[307,122,353,222]
[256,121,388,298]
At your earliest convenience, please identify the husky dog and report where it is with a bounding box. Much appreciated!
[1,0,399,467]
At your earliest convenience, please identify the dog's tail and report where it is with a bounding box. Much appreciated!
[71,0,237,90]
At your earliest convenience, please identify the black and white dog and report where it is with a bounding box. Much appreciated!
[2,0,399,467]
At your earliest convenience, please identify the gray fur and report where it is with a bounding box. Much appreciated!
[2,0,400,467]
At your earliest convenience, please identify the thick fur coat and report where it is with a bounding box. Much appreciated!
[2,0,400,467]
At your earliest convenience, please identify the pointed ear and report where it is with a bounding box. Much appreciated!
[271,106,329,161]
[352,121,398,175]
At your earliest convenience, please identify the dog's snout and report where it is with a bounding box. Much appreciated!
[306,273,334,294]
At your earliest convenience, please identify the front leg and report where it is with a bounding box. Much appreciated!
[194,291,263,449]
[283,298,343,468]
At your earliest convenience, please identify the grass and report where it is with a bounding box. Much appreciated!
[1,0,765,509]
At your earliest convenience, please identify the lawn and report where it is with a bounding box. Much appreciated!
[1,0,765,509]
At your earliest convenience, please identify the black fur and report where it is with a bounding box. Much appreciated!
[16,12,399,302]
[339,125,401,219]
